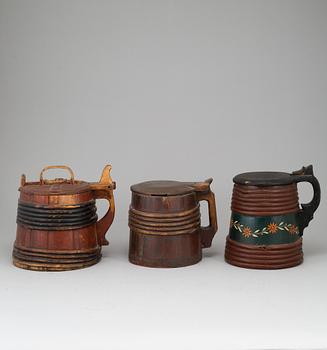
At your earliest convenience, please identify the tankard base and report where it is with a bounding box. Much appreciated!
[12,246,102,271]
[129,255,202,268]
[224,237,303,269]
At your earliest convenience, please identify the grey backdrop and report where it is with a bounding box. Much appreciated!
[0,1,326,349]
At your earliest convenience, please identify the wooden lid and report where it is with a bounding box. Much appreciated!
[20,181,91,195]
[19,165,91,195]
[233,171,295,186]
[131,181,195,196]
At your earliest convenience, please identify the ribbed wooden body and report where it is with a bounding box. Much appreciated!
[225,237,303,269]
[231,184,300,215]
[225,184,303,269]
[13,165,116,271]
[14,197,101,271]
[129,192,202,268]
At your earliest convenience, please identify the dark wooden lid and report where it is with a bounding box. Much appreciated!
[233,171,295,186]
[131,181,195,196]
[20,181,91,195]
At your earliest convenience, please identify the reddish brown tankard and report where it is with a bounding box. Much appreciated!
[128,179,218,268]
[13,165,116,271]
[225,165,321,269]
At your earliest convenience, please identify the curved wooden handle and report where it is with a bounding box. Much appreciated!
[196,186,218,248]
[90,165,116,246]
[40,165,75,184]
[292,165,321,235]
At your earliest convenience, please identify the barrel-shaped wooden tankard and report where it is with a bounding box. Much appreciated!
[128,179,218,268]
[225,165,321,269]
[13,165,116,271]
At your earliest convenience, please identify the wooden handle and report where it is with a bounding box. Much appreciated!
[292,165,321,235]
[195,183,218,248]
[90,165,116,246]
[40,165,75,184]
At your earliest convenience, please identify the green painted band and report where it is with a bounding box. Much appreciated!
[229,212,301,245]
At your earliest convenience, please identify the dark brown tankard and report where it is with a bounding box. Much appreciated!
[128,178,218,268]
[13,165,116,271]
[225,165,321,269]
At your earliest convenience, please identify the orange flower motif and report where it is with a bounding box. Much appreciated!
[289,224,298,234]
[242,226,252,238]
[267,223,278,234]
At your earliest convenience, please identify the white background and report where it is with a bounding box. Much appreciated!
[0,1,326,349]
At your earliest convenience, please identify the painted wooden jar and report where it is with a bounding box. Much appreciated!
[128,178,218,268]
[225,165,321,269]
[13,165,116,271]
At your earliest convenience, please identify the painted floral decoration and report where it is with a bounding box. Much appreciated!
[267,223,278,234]
[242,226,252,238]
[289,224,299,234]
[231,219,299,238]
